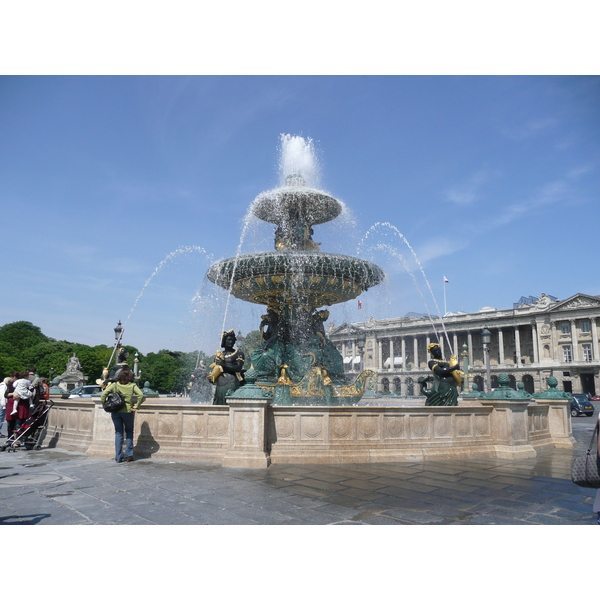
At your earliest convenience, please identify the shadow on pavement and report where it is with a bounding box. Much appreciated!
[0,513,51,524]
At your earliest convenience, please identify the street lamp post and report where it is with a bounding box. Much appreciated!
[356,329,366,371]
[460,343,469,392]
[482,328,492,392]
[114,320,123,350]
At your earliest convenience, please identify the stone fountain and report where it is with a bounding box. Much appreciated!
[46,136,576,467]
[206,136,384,405]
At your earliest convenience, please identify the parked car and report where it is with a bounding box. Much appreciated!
[570,393,595,417]
[591,395,600,401]
[69,385,102,398]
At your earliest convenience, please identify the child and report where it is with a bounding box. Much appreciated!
[10,372,32,415]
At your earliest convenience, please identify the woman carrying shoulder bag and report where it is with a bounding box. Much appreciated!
[101,368,145,463]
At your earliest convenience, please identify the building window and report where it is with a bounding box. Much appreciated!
[583,344,592,362]
[581,320,591,333]
[563,345,572,363]
[561,322,571,335]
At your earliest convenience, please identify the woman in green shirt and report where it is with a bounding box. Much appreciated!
[100,368,144,463]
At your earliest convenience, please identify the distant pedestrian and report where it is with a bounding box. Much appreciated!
[100,368,145,463]
[4,372,29,438]
[10,372,32,415]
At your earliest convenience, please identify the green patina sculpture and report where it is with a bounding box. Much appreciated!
[462,382,482,399]
[205,159,382,406]
[142,381,159,398]
[418,343,461,406]
[532,376,572,400]
[479,373,533,401]
[207,330,246,405]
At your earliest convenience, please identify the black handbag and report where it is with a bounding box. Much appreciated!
[571,421,600,488]
[103,386,125,413]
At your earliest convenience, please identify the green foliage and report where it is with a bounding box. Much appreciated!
[0,321,211,393]
[139,350,204,394]
[238,330,261,369]
[0,321,49,356]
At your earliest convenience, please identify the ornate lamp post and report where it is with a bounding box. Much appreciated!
[114,320,124,350]
[461,343,469,391]
[482,328,492,392]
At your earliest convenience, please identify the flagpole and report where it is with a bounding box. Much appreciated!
[443,276,447,316]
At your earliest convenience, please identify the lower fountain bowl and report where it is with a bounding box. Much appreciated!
[206,251,385,306]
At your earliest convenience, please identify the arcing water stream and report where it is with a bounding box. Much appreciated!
[358,222,453,351]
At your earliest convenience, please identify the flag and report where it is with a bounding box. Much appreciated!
[444,276,449,283]
[358,300,362,309]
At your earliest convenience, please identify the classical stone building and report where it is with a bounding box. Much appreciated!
[328,293,600,397]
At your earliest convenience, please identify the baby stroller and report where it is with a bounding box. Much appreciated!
[1,399,54,452]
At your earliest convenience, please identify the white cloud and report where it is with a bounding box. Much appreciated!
[415,237,468,264]
[501,117,559,141]
[444,169,501,205]
[494,178,571,227]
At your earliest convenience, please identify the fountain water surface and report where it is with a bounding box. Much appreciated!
[207,135,384,405]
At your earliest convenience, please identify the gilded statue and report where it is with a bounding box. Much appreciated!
[207,330,245,405]
[418,342,462,406]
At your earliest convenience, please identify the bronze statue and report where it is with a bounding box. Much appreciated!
[207,330,245,405]
[97,348,130,389]
[418,343,462,406]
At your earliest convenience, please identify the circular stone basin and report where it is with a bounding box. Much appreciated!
[206,251,385,307]
[252,187,342,226]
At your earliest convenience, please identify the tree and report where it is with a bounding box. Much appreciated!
[0,321,49,357]
[238,330,261,369]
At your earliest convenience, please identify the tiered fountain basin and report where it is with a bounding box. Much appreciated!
[207,251,385,306]
[252,187,342,226]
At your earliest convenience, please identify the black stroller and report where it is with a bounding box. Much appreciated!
[1,399,54,452]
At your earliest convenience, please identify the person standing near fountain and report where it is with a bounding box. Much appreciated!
[100,368,145,463]
[418,343,460,406]
[208,330,246,405]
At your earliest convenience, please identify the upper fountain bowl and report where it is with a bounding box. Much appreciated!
[252,186,342,227]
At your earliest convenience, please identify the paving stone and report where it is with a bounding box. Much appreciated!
[0,441,595,525]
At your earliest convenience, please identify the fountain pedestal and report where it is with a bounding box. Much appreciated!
[221,398,271,468]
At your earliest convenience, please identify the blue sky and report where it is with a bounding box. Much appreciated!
[1,75,599,354]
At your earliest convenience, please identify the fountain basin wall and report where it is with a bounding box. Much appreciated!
[43,397,575,467]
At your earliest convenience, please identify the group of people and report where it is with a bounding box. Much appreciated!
[0,368,50,439]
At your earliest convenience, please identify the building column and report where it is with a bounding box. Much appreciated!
[413,337,419,369]
[514,327,521,366]
[498,329,505,365]
[389,338,394,370]
[468,332,473,365]
[453,333,458,357]
[591,318,599,360]
[352,340,357,371]
[550,321,557,361]
[531,321,539,364]
[570,319,579,362]
[401,337,406,372]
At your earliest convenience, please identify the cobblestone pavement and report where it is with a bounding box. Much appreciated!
[0,415,598,525]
